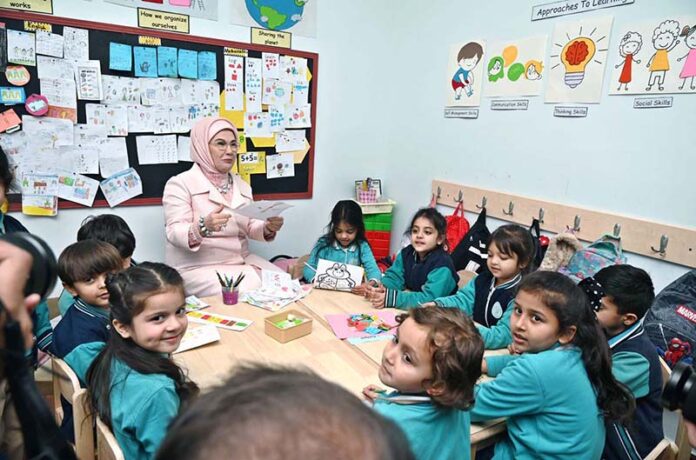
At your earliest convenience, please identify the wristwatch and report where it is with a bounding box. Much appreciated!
[198,216,212,237]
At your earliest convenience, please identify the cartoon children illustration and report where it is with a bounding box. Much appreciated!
[452,42,483,99]
[646,20,681,91]
[614,32,642,91]
[487,56,504,82]
[524,60,544,80]
[677,25,696,90]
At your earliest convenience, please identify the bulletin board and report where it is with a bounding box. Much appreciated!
[0,10,318,212]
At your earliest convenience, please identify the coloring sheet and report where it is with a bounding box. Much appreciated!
[262,78,292,106]
[99,167,143,207]
[280,55,308,83]
[245,57,263,112]
[135,134,178,164]
[109,42,132,71]
[22,115,73,147]
[63,27,89,61]
[284,103,311,128]
[35,30,63,58]
[178,49,197,79]
[56,172,100,207]
[177,135,191,162]
[609,16,696,95]
[98,137,129,178]
[37,56,74,80]
[446,40,486,107]
[40,78,77,109]
[7,30,35,66]
[546,16,613,104]
[75,60,103,100]
[275,130,306,152]
[314,260,364,292]
[244,111,271,137]
[484,36,547,97]
[85,104,128,136]
[262,52,280,79]
[126,104,154,133]
[101,76,140,104]
[266,152,294,179]
[268,105,285,132]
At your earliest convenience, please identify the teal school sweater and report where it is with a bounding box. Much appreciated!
[471,346,605,460]
[374,392,470,460]
[65,342,180,460]
[304,237,382,283]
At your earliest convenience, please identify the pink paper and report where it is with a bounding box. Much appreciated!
[169,0,192,5]
[325,311,399,339]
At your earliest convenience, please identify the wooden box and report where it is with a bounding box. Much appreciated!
[264,310,313,343]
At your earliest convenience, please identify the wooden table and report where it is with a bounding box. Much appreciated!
[175,289,506,455]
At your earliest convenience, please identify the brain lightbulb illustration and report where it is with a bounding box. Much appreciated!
[561,38,596,88]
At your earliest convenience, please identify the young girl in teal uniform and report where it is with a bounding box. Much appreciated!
[363,307,484,460]
[369,208,458,309]
[471,271,634,460]
[304,200,381,290]
[427,224,535,349]
[66,263,199,460]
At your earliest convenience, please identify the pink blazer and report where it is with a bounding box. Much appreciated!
[163,164,270,276]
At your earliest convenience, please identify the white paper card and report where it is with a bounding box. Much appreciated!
[314,259,365,291]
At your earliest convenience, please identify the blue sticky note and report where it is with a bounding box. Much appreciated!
[109,42,132,71]
[0,87,26,105]
[157,46,178,78]
[178,49,197,79]
[134,46,158,78]
[197,51,217,80]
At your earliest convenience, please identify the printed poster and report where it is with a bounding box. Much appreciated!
[229,1,317,38]
[484,36,547,97]
[545,16,613,104]
[608,16,696,95]
[445,40,486,107]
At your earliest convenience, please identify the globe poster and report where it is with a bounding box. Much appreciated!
[104,0,219,21]
[230,0,317,38]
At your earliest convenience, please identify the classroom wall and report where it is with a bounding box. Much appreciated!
[10,0,693,295]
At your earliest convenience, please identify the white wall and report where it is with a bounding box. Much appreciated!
[11,0,693,295]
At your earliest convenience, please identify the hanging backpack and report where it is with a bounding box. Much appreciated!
[558,234,626,283]
[451,208,491,273]
[539,231,583,272]
[644,269,696,367]
[528,218,547,272]
[445,201,470,254]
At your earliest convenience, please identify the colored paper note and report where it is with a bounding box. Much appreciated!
[0,109,21,133]
[198,51,217,80]
[158,46,178,78]
[134,46,158,78]
[178,48,197,79]
[109,42,132,71]
[0,87,25,105]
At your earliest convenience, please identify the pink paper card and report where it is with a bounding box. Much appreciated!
[169,0,192,5]
[325,311,399,340]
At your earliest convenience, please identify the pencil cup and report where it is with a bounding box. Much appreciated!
[222,288,238,305]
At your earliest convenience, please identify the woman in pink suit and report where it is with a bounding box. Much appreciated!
[163,117,284,297]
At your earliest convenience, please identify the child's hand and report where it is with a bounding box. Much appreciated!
[420,302,437,308]
[507,343,523,355]
[362,384,385,403]
[481,358,488,375]
[368,287,386,308]
[351,283,368,296]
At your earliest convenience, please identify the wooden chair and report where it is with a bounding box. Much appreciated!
[96,416,125,460]
[644,358,692,460]
[52,358,95,460]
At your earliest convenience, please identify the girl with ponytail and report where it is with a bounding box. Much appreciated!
[65,262,198,460]
[470,271,634,460]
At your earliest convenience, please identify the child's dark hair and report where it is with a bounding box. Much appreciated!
[85,262,199,430]
[0,146,14,192]
[397,307,483,409]
[594,265,655,318]
[77,214,136,260]
[458,42,483,61]
[155,365,415,460]
[57,240,123,286]
[410,207,447,239]
[318,200,367,251]
[518,271,635,423]
[489,224,536,274]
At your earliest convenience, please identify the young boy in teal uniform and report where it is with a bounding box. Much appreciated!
[363,307,483,460]
[581,265,663,460]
